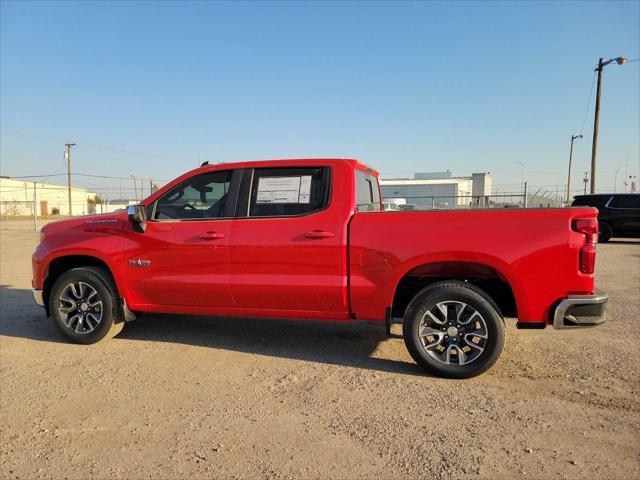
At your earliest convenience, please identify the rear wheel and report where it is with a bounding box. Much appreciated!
[403,281,505,378]
[598,222,612,243]
[49,267,125,344]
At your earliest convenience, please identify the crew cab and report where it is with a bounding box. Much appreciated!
[32,159,608,378]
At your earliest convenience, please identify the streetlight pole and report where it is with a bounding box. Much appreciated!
[566,134,583,204]
[590,56,626,194]
[65,143,76,216]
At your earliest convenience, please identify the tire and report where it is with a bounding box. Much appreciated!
[598,222,612,243]
[402,281,505,379]
[49,266,125,344]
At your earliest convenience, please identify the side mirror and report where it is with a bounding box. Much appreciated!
[127,204,147,232]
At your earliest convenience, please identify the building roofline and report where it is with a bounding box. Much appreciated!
[380,178,473,185]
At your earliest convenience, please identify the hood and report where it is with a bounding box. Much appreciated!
[41,210,129,235]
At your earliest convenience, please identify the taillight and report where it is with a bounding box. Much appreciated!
[580,243,596,274]
[572,218,598,274]
[573,218,598,244]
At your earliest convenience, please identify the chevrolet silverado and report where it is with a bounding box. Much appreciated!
[32,159,608,378]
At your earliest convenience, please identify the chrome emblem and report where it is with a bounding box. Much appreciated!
[128,259,151,268]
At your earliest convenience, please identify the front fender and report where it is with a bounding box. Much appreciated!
[33,222,126,303]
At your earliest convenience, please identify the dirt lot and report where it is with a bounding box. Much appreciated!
[1,219,638,479]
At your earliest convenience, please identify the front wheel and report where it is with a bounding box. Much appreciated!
[49,267,125,344]
[403,281,505,379]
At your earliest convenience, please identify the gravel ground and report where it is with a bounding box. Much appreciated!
[1,219,639,479]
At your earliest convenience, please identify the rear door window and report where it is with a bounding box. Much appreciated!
[246,167,330,217]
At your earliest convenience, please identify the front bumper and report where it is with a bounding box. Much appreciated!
[553,293,608,329]
[32,289,45,308]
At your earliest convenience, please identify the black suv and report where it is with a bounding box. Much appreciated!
[572,194,640,242]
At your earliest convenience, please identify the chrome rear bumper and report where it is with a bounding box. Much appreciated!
[553,294,608,329]
[32,289,45,307]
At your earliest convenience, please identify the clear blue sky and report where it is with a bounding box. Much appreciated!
[1,0,639,198]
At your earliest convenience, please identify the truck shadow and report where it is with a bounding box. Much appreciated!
[124,314,425,376]
[0,285,425,377]
[605,239,640,245]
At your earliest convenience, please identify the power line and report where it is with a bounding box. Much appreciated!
[38,162,68,183]
[6,172,169,182]
[579,70,597,135]
[75,172,170,181]
[5,172,66,179]
[0,129,185,162]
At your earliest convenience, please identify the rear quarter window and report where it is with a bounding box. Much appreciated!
[572,195,611,208]
[355,170,381,212]
[609,195,640,209]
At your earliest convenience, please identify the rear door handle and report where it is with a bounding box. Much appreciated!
[304,230,334,239]
[198,232,225,240]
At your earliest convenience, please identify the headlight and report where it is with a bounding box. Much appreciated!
[39,230,46,243]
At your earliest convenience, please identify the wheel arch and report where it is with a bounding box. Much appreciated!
[42,254,121,315]
[598,220,613,240]
[390,259,520,320]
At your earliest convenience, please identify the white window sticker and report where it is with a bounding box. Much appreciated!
[256,176,312,204]
[299,176,311,203]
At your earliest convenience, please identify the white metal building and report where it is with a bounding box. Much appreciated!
[0,178,97,216]
[380,171,492,209]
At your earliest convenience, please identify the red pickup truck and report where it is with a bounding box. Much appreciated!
[32,159,607,378]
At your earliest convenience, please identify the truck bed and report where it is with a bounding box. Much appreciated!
[348,207,598,324]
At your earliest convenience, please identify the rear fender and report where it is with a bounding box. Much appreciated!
[390,253,526,320]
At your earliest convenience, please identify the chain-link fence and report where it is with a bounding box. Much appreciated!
[0,200,92,217]
[382,193,563,211]
[2,192,566,231]
[0,200,131,230]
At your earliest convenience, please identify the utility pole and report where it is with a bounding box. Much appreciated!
[590,56,627,194]
[65,143,75,216]
[583,171,589,194]
[614,166,620,192]
[590,58,604,194]
[624,164,629,191]
[566,134,583,204]
[33,181,38,231]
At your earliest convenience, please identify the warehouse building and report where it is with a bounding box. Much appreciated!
[0,178,97,216]
[380,171,492,209]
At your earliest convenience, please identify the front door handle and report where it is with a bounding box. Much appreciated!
[304,230,334,239]
[198,232,225,240]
